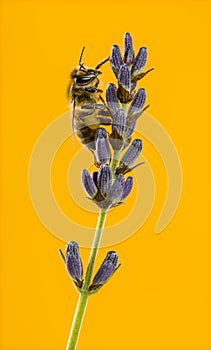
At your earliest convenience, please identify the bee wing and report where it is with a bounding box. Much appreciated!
[68,103,112,149]
[80,104,112,125]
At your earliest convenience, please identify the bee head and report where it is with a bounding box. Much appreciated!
[69,47,104,86]
[70,66,101,86]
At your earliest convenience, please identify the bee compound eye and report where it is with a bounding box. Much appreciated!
[75,76,93,85]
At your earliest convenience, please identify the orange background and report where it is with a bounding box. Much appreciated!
[0,0,211,349]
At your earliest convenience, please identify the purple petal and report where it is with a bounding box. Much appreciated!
[121,176,133,200]
[66,241,83,285]
[120,139,143,167]
[107,174,124,202]
[112,109,126,136]
[125,122,136,139]
[131,47,147,75]
[128,88,146,116]
[81,169,98,198]
[106,83,120,114]
[123,32,134,65]
[110,45,123,77]
[91,251,118,286]
[118,65,131,91]
[98,164,112,197]
[95,128,111,164]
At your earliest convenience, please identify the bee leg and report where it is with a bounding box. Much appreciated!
[99,95,114,115]
[95,56,110,70]
[85,87,103,93]
[99,95,106,104]
[80,103,104,110]
[83,103,109,111]
[80,104,96,110]
[90,150,101,168]
[80,103,111,118]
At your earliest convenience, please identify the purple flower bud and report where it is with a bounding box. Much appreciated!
[98,164,112,197]
[116,139,143,175]
[82,166,132,209]
[112,109,126,137]
[81,169,98,198]
[66,241,83,288]
[95,128,107,139]
[90,251,119,288]
[128,88,146,117]
[106,83,120,114]
[131,47,147,76]
[123,32,134,65]
[95,128,111,165]
[120,139,143,167]
[107,174,124,202]
[118,64,131,92]
[109,109,126,151]
[117,65,133,103]
[110,45,123,77]
[127,88,146,126]
[121,176,133,201]
[125,122,136,139]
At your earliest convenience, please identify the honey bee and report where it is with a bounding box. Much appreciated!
[68,47,112,150]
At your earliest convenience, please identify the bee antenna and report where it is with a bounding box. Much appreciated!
[79,46,85,67]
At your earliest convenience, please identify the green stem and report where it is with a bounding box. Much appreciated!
[83,209,107,289]
[122,103,127,112]
[65,291,88,350]
[66,209,107,350]
[111,149,121,177]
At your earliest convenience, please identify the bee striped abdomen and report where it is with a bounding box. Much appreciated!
[73,107,101,150]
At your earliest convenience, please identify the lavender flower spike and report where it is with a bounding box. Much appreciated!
[81,169,98,198]
[89,251,120,291]
[66,241,83,288]
[110,45,123,77]
[95,128,111,165]
[123,32,134,65]
[116,139,143,175]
